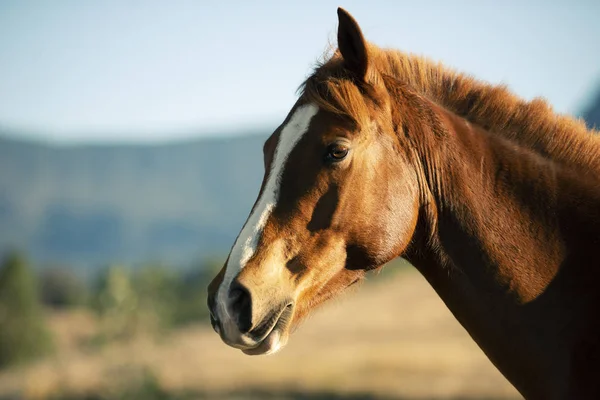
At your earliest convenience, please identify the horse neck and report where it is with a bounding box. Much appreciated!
[410,102,566,300]
[396,94,600,398]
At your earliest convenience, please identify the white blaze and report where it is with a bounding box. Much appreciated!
[216,104,319,321]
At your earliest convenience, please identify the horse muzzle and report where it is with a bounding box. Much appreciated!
[208,279,294,355]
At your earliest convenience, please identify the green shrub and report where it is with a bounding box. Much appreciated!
[0,251,53,368]
[92,265,140,341]
[130,265,179,331]
[89,257,225,344]
[40,267,87,308]
[170,257,224,326]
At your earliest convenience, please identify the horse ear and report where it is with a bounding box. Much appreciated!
[337,8,368,81]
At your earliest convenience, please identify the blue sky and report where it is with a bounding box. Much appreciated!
[0,0,599,142]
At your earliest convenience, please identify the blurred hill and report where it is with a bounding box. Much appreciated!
[0,131,267,269]
[582,86,600,129]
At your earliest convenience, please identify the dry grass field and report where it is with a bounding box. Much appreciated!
[0,266,522,400]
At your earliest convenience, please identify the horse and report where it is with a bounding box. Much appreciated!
[207,8,600,399]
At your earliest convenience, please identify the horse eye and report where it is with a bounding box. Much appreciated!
[325,144,349,162]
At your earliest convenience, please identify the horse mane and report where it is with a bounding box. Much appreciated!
[301,43,600,174]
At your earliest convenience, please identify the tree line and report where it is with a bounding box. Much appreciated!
[0,250,222,369]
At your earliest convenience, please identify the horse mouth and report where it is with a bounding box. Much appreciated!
[242,303,294,356]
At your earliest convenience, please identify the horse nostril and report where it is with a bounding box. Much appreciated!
[229,281,252,333]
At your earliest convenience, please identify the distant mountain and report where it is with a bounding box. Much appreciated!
[582,87,600,130]
[0,132,268,269]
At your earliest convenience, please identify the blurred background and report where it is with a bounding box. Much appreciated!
[0,1,598,399]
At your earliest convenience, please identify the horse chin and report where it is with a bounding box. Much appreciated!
[242,327,289,356]
[241,303,294,356]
